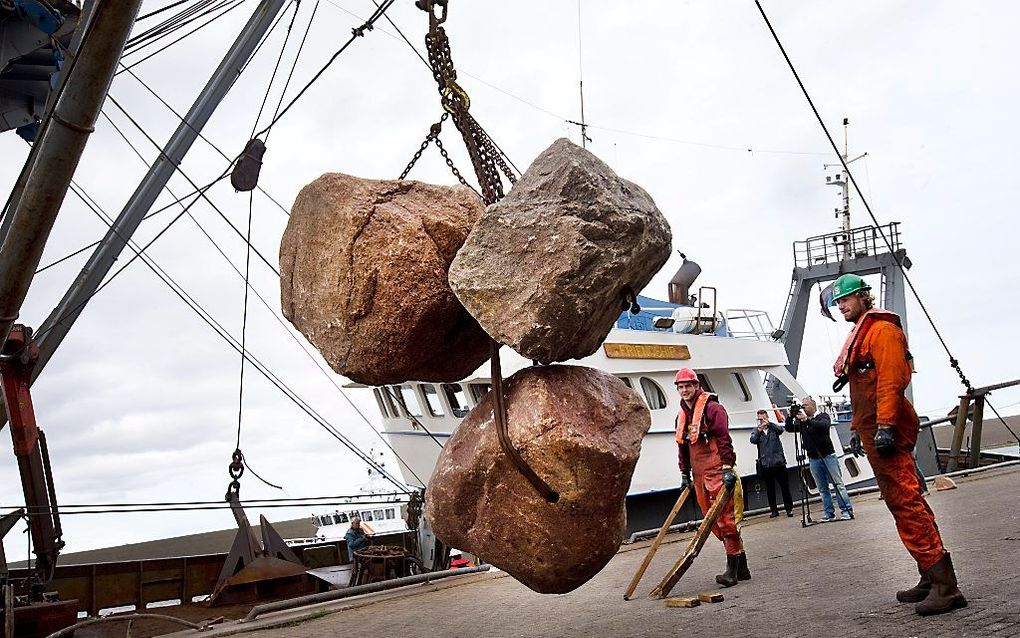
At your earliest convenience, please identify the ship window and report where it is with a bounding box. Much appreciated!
[396,385,423,417]
[373,389,391,417]
[380,387,400,417]
[443,384,470,418]
[373,509,384,520]
[385,508,395,520]
[421,384,445,417]
[616,376,633,389]
[363,510,374,521]
[350,510,360,520]
[312,515,321,526]
[844,457,861,478]
[337,512,348,523]
[639,377,667,410]
[697,374,714,393]
[332,514,344,525]
[732,373,752,402]
[470,383,491,404]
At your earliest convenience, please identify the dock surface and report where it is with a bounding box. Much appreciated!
[156,465,1019,638]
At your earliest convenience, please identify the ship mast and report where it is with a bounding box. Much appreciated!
[823,118,867,260]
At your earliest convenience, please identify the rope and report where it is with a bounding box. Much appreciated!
[267,0,318,140]
[249,0,302,142]
[753,0,974,394]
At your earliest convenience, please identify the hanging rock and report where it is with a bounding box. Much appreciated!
[280,173,491,386]
[448,138,672,363]
[424,364,650,594]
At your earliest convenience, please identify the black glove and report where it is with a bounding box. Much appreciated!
[722,468,737,489]
[874,427,896,457]
[848,431,865,458]
[680,470,692,491]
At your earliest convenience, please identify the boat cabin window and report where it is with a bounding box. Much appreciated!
[349,510,360,520]
[697,374,714,393]
[442,384,470,418]
[385,508,395,520]
[337,512,348,523]
[639,377,667,410]
[421,384,445,417]
[380,387,400,417]
[372,389,391,417]
[373,509,384,520]
[616,376,633,389]
[395,385,423,417]
[732,373,752,402]
[363,510,374,521]
[469,383,491,404]
[844,457,861,478]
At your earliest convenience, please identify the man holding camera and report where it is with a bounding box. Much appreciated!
[832,273,966,615]
[674,367,749,588]
[786,397,854,521]
[750,409,794,517]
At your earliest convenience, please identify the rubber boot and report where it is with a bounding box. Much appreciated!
[915,553,967,616]
[715,554,738,587]
[896,562,931,603]
[736,552,751,581]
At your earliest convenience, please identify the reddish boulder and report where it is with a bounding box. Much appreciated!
[425,364,650,594]
[280,173,490,385]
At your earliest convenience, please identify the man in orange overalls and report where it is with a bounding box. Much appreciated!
[675,367,748,587]
[832,273,966,616]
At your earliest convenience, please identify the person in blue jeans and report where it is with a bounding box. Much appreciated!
[786,397,853,521]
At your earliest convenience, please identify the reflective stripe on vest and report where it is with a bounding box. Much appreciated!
[833,308,902,378]
[676,392,713,444]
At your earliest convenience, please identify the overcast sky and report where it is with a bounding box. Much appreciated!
[2,1,1019,562]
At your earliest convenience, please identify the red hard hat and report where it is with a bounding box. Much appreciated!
[674,368,698,384]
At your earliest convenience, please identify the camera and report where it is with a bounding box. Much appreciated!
[788,403,803,418]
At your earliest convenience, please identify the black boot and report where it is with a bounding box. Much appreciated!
[736,552,751,581]
[896,562,931,603]
[915,553,967,616]
[715,554,738,587]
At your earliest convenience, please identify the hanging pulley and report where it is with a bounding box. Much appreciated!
[231,138,267,192]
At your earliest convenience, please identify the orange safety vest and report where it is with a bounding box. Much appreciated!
[676,391,716,444]
[833,308,902,378]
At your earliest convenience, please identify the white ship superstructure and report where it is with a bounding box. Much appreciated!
[357,288,875,502]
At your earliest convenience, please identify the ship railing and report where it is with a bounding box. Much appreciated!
[724,308,779,341]
[793,222,902,269]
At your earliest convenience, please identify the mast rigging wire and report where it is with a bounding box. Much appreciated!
[89,103,429,487]
[753,0,1017,441]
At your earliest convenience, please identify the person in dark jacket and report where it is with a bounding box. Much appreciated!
[344,517,371,560]
[750,409,793,518]
[786,397,853,521]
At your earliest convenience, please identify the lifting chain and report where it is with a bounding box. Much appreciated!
[416,0,515,206]
[225,448,245,501]
[398,112,479,199]
[410,1,552,503]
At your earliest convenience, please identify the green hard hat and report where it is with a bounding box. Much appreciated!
[832,273,871,300]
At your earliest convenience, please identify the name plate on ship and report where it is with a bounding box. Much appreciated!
[603,343,691,360]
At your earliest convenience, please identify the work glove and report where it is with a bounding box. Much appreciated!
[848,431,865,458]
[874,426,896,457]
[680,470,692,491]
[721,467,737,489]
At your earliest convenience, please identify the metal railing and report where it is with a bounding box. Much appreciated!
[793,222,902,268]
[724,309,777,341]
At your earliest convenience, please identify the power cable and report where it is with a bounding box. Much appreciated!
[753,0,1019,442]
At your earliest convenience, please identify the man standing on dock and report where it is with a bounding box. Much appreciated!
[674,368,749,588]
[832,273,967,616]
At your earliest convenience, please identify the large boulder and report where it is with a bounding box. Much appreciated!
[280,173,491,386]
[449,138,672,363]
[425,364,650,594]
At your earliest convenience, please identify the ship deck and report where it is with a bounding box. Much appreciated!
[88,464,1019,638]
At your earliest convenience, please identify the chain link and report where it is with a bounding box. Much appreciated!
[225,448,245,501]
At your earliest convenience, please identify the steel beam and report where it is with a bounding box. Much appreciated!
[30,0,289,380]
[0,0,141,345]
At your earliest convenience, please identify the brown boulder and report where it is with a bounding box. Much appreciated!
[280,173,490,385]
[424,364,650,594]
[449,138,673,363]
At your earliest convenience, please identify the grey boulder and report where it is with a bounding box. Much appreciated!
[449,138,672,363]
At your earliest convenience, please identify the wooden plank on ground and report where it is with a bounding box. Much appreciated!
[623,487,690,600]
[665,597,700,608]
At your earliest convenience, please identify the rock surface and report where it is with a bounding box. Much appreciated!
[449,138,672,363]
[424,364,650,594]
[280,173,490,385]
